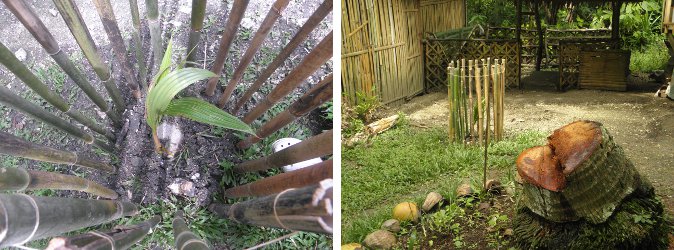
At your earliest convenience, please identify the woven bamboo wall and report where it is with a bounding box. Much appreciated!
[342,0,465,105]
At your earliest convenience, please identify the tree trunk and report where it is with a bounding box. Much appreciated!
[514,120,668,249]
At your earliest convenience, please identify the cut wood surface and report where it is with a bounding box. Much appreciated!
[366,115,399,134]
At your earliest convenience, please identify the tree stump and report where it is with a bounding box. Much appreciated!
[513,121,668,249]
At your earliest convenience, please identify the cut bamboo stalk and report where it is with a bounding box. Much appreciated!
[46,215,160,250]
[204,0,250,96]
[232,0,332,114]
[92,0,141,99]
[0,85,95,145]
[209,179,333,234]
[0,41,114,142]
[145,0,162,71]
[186,0,207,65]
[225,159,332,198]
[0,194,138,247]
[129,0,148,88]
[52,0,125,113]
[241,32,332,121]
[468,60,474,140]
[238,74,333,149]
[0,131,115,172]
[172,211,211,250]
[475,62,483,145]
[218,0,292,107]
[447,64,454,141]
[235,129,332,173]
[0,167,117,199]
[2,0,121,125]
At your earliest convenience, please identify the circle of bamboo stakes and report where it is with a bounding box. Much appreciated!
[0,167,118,199]
[46,215,161,250]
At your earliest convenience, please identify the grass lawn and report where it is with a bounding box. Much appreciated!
[341,124,546,243]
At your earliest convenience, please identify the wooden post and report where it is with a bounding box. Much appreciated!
[0,194,137,247]
[129,0,148,87]
[234,130,332,173]
[92,0,141,99]
[0,131,115,172]
[612,1,622,41]
[145,0,162,70]
[172,211,211,250]
[2,0,121,124]
[0,167,118,199]
[47,215,160,249]
[52,0,126,112]
[218,0,291,107]
[535,2,544,71]
[0,41,114,141]
[232,0,332,114]
[204,0,250,96]
[186,0,207,65]
[238,75,333,148]
[209,180,333,234]
[225,159,332,198]
[241,32,333,123]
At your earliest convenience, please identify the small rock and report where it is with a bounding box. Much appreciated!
[363,230,396,249]
[422,192,443,212]
[49,9,58,17]
[381,219,400,233]
[191,173,200,180]
[478,202,491,211]
[15,48,27,62]
[168,178,196,197]
[456,183,474,197]
[504,228,514,237]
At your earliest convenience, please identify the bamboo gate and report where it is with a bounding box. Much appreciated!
[0,0,332,248]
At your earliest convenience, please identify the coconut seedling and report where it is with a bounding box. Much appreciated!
[145,40,254,156]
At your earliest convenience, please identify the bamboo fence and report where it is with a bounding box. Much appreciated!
[446,58,505,145]
[341,0,465,105]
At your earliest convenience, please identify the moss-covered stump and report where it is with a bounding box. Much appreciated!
[513,182,669,249]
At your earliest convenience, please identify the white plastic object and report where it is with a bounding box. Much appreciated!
[272,138,322,172]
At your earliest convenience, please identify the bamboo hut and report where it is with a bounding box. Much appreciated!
[342,0,466,105]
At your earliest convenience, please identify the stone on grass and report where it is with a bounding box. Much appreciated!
[456,183,474,197]
[422,192,443,212]
[381,219,400,233]
[392,202,420,222]
[363,230,396,249]
[168,178,196,197]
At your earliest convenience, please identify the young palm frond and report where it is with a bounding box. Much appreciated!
[146,39,254,153]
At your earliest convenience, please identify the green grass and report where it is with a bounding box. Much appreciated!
[630,42,670,73]
[341,125,546,243]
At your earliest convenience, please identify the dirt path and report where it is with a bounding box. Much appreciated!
[388,88,674,212]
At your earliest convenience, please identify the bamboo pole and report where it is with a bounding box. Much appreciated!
[468,60,474,141]
[0,167,117,199]
[46,215,160,250]
[217,0,291,107]
[145,0,162,71]
[204,0,251,96]
[0,194,138,247]
[92,0,141,99]
[235,129,332,173]
[241,32,333,122]
[129,0,148,88]
[447,64,453,141]
[238,75,333,149]
[225,159,332,198]
[52,0,125,113]
[475,61,483,145]
[209,179,333,234]
[186,0,207,65]
[232,0,332,114]
[2,0,121,125]
[0,131,115,172]
[0,41,115,142]
[173,211,211,250]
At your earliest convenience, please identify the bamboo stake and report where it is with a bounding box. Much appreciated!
[475,61,483,145]
[186,0,207,65]
[46,215,160,250]
[204,0,250,96]
[238,74,333,149]
[209,179,333,234]
[468,60,474,141]
[225,159,332,198]
[0,167,117,199]
[461,67,467,145]
[0,41,114,142]
[235,130,332,173]
[2,0,120,125]
[92,0,141,99]
[218,0,291,107]
[172,211,211,250]
[145,0,162,71]
[129,0,148,88]
[52,0,125,113]
[483,64,492,190]
[447,64,453,141]
[232,0,332,114]
[0,194,138,247]
[0,85,95,145]
[0,131,115,172]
